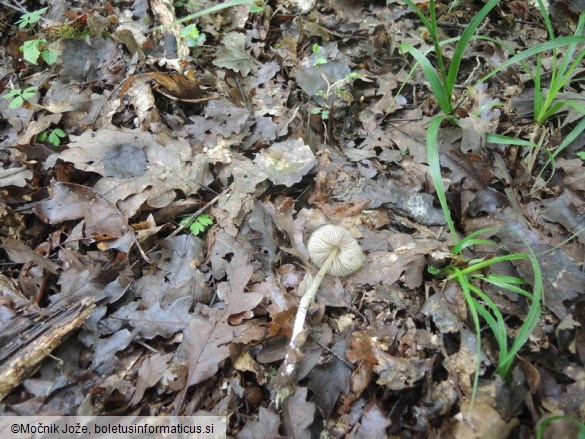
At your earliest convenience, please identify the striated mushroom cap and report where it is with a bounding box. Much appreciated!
[307,225,364,277]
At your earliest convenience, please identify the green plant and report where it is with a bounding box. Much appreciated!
[181,24,205,47]
[179,213,213,236]
[16,7,57,66]
[20,39,57,65]
[38,128,67,146]
[432,228,543,404]
[400,0,500,115]
[1,86,38,109]
[266,366,278,380]
[16,7,47,28]
[523,5,585,174]
[400,0,547,408]
[46,22,91,41]
[536,415,585,439]
[309,44,360,121]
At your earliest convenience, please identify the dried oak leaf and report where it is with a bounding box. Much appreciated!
[181,245,263,389]
[254,138,316,187]
[130,352,173,405]
[307,339,351,418]
[283,387,316,438]
[237,407,282,439]
[35,182,129,241]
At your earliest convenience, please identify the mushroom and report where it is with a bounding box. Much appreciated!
[289,225,364,348]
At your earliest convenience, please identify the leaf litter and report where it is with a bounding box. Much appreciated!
[1,0,585,436]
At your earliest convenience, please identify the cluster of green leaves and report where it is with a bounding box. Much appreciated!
[524,2,585,180]
[16,7,47,28]
[21,39,57,65]
[2,86,38,109]
[181,24,206,48]
[17,7,57,66]
[310,44,360,121]
[179,213,213,236]
[38,128,67,146]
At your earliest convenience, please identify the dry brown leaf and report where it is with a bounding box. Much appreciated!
[35,182,130,242]
[443,400,519,439]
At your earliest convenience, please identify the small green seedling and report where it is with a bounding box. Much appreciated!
[181,24,206,47]
[179,213,213,236]
[2,86,38,109]
[312,44,327,67]
[16,7,48,28]
[20,39,57,65]
[38,128,67,146]
[577,151,585,161]
[250,2,264,13]
[311,107,329,120]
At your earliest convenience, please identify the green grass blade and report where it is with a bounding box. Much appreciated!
[497,240,543,377]
[452,239,496,253]
[534,55,543,120]
[479,36,585,87]
[454,269,481,409]
[156,0,255,28]
[401,0,434,34]
[468,282,508,354]
[400,44,451,113]
[486,133,538,149]
[477,274,534,299]
[446,0,500,99]
[457,253,528,275]
[534,112,585,191]
[427,116,459,240]
[536,0,556,40]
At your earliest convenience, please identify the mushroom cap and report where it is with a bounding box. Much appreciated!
[307,225,364,277]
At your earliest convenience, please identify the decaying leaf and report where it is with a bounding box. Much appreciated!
[254,138,316,187]
[35,181,133,248]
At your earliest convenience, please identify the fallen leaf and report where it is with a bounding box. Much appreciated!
[282,387,315,438]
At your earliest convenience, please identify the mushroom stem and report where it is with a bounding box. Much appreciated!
[290,247,339,349]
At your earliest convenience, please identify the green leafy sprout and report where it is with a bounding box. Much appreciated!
[15,7,57,66]
[20,39,58,65]
[38,128,67,146]
[181,24,206,48]
[310,45,360,122]
[2,86,38,109]
[179,213,213,236]
[16,7,47,28]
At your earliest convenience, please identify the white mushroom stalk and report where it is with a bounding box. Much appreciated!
[289,225,364,349]
[275,225,364,406]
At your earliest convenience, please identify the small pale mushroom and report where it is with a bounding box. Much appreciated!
[289,224,364,348]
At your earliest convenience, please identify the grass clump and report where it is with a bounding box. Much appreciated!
[431,229,543,404]
[400,0,546,407]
